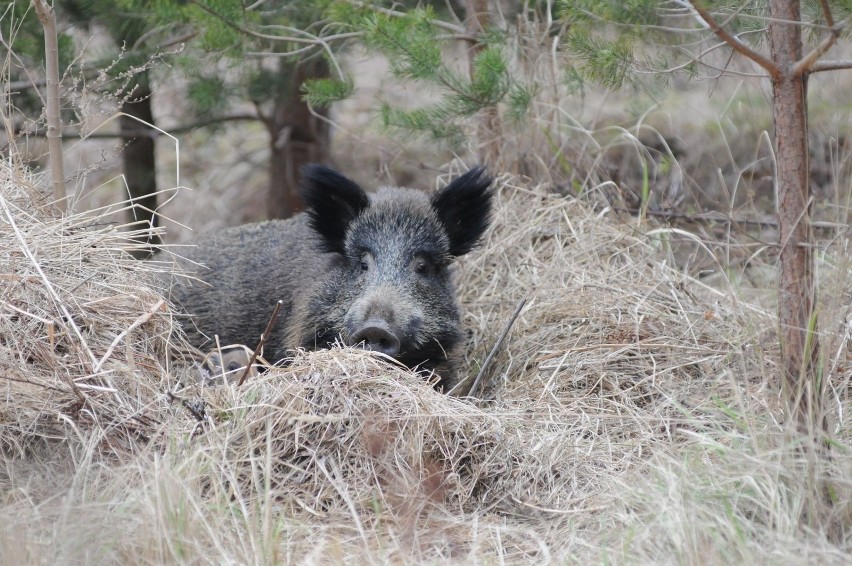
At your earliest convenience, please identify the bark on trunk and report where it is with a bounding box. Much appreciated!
[768,0,822,432]
[33,0,66,212]
[265,59,331,220]
[120,75,160,259]
[464,0,501,166]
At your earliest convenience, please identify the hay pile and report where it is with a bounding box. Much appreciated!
[0,161,178,454]
[1,161,849,563]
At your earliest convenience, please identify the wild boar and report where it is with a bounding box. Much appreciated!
[167,164,493,391]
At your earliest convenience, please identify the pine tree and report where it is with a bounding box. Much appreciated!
[305,2,534,167]
[559,1,851,439]
[145,0,335,219]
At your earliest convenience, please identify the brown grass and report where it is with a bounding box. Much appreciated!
[2,153,850,563]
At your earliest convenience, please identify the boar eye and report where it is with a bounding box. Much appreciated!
[359,251,373,272]
[227,361,242,372]
[413,256,438,277]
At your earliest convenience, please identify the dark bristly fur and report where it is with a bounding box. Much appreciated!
[167,165,493,391]
[302,165,370,254]
[430,166,493,256]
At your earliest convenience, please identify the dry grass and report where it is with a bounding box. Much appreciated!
[2,154,850,564]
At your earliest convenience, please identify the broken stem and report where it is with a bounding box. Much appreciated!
[468,297,526,398]
[238,299,283,386]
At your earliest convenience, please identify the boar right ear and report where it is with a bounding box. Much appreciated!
[431,166,494,256]
[300,164,369,253]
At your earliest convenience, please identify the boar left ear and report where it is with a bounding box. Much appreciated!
[300,164,370,253]
[430,166,494,256]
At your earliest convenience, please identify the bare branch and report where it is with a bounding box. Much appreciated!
[133,28,198,51]
[811,59,852,73]
[791,2,845,77]
[16,113,259,140]
[819,0,835,28]
[689,1,780,78]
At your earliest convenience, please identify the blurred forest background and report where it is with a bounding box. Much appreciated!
[9,0,850,247]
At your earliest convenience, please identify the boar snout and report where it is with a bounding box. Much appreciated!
[349,321,402,357]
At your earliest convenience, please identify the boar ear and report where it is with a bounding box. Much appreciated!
[300,164,370,253]
[430,166,494,256]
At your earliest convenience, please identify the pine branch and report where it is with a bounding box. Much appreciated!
[189,0,349,80]
[689,1,780,78]
[345,0,471,36]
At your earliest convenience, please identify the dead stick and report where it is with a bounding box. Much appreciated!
[94,299,165,372]
[468,298,526,398]
[238,300,282,386]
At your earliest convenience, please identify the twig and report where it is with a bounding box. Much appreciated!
[468,298,526,398]
[32,0,67,211]
[238,300,283,386]
[18,113,259,140]
[510,495,608,515]
[610,205,848,232]
[792,2,844,77]
[93,299,166,373]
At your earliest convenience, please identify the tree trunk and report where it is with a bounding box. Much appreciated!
[768,0,822,432]
[265,58,331,220]
[33,0,66,212]
[464,0,502,167]
[120,73,160,259]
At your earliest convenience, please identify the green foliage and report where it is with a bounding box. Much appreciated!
[142,1,338,123]
[329,6,529,145]
[361,9,444,83]
[301,77,354,107]
[187,75,229,117]
[554,0,789,89]
[245,68,283,105]
[380,103,465,146]
[559,0,659,28]
[506,83,535,122]
[565,33,634,90]
[6,1,78,71]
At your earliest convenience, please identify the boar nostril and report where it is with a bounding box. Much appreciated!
[349,324,401,357]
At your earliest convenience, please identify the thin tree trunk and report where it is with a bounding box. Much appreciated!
[464,0,501,166]
[265,59,331,220]
[121,75,160,259]
[768,0,822,433]
[32,0,66,212]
